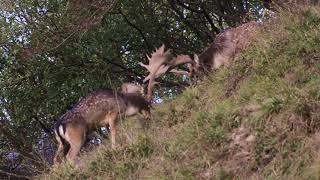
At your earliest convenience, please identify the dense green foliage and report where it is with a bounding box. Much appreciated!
[41,5,320,179]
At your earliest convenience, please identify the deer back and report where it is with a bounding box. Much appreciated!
[198,21,260,71]
[56,90,127,130]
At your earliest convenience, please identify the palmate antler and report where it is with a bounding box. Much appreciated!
[169,54,200,77]
[140,44,199,102]
[139,45,170,102]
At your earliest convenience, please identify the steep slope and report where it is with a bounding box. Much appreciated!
[41,5,320,180]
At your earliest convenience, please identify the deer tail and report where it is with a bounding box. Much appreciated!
[54,122,70,155]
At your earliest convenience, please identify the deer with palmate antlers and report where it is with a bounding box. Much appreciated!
[138,22,260,87]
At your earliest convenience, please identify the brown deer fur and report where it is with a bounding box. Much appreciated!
[197,21,260,72]
[53,89,151,164]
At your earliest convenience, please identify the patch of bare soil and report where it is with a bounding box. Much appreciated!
[212,125,258,178]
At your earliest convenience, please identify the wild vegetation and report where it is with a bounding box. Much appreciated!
[0,1,268,178]
[41,4,320,179]
[1,0,320,179]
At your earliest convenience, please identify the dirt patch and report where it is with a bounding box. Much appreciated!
[302,53,320,75]
[212,125,257,178]
[224,73,245,98]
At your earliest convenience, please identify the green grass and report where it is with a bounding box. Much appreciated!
[40,5,320,180]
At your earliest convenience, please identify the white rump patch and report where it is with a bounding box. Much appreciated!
[54,129,62,144]
[58,125,67,140]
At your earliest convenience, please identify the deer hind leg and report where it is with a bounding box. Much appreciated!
[53,132,65,165]
[64,125,86,164]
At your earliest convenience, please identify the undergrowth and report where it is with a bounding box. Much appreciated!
[40,5,320,180]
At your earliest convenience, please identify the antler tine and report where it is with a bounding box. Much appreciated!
[169,69,190,77]
[164,48,171,56]
[158,44,165,54]
[143,65,170,83]
[139,62,151,72]
[169,54,194,68]
[163,54,197,78]
[146,80,159,102]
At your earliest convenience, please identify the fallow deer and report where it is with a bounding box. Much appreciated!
[53,84,151,165]
[196,21,260,73]
[141,22,260,82]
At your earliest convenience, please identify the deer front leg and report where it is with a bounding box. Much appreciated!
[108,113,119,149]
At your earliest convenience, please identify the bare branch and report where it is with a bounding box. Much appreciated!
[120,9,151,50]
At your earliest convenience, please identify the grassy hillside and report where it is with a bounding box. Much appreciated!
[40,5,320,180]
